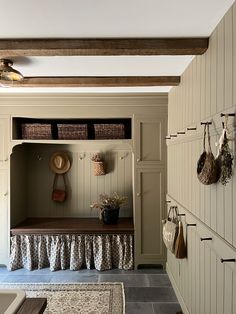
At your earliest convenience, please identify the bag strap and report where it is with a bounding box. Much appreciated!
[206,123,212,152]
[53,173,67,191]
[202,124,207,151]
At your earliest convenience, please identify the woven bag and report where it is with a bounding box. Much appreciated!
[162,206,179,253]
[197,124,217,185]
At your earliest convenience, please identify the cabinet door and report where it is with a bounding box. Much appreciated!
[0,169,8,265]
[0,117,9,168]
[135,116,167,166]
[135,168,166,266]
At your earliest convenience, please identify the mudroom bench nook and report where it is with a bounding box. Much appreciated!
[9,218,134,271]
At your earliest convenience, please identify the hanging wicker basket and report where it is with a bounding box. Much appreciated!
[93,161,105,176]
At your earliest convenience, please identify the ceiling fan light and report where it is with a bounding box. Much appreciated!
[0,59,24,82]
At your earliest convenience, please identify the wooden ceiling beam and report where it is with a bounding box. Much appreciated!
[0,38,208,56]
[10,76,180,87]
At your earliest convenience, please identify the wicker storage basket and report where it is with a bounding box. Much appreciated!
[93,161,105,176]
[21,123,52,139]
[57,124,88,140]
[94,124,125,139]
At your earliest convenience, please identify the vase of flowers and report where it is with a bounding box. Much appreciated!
[90,192,127,224]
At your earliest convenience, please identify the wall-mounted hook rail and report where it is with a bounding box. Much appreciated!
[170,134,177,138]
[177,214,186,216]
[200,237,212,241]
[201,122,212,125]
[220,258,236,263]
[220,113,235,117]
[177,131,186,134]
[186,127,197,131]
[187,223,197,227]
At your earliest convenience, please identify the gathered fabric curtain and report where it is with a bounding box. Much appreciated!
[9,234,134,271]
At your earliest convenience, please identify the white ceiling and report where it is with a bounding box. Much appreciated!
[0,0,235,93]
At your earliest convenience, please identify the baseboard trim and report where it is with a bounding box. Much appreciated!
[166,262,189,314]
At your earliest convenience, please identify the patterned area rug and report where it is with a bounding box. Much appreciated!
[0,283,125,314]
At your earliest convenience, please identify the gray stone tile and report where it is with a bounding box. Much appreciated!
[126,302,154,314]
[147,274,172,287]
[50,274,99,283]
[153,302,182,314]
[1,275,52,283]
[99,274,148,287]
[0,266,7,273]
[125,287,178,303]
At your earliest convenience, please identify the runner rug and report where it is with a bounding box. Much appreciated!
[0,283,125,314]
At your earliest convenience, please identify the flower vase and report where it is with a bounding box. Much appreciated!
[102,206,120,224]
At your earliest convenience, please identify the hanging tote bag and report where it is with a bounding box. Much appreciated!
[52,173,67,202]
[197,123,217,185]
[162,206,179,253]
[174,221,187,259]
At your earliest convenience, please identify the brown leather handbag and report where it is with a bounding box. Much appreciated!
[174,221,187,259]
[52,173,67,202]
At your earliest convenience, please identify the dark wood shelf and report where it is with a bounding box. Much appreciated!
[11,217,134,235]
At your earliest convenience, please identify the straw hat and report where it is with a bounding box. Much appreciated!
[49,151,71,174]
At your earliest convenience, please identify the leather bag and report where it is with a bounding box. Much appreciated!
[52,173,67,202]
[174,221,187,259]
[162,206,179,253]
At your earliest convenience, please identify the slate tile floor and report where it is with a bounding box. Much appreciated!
[0,266,182,314]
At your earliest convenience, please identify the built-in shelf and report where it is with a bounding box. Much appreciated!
[12,117,132,141]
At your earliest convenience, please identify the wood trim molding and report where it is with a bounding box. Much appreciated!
[0,38,209,56]
[11,76,180,87]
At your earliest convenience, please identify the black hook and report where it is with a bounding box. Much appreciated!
[177,131,186,134]
[200,237,212,241]
[187,223,196,227]
[170,134,177,138]
[177,214,186,216]
[165,137,171,140]
[220,258,235,263]
[201,122,212,125]
[187,127,197,131]
[220,113,235,117]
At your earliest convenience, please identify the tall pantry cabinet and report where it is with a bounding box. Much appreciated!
[134,115,167,267]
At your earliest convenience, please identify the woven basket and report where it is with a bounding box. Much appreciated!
[94,124,125,139]
[197,124,217,185]
[93,161,105,176]
[57,124,88,140]
[21,123,52,139]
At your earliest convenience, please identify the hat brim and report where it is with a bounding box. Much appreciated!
[49,151,71,174]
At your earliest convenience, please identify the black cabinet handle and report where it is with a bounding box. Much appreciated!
[220,258,236,263]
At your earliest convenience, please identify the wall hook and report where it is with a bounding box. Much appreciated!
[187,223,196,227]
[187,127,197,131]
[177,131,186,135]
[165,136,171,140]
[177,213,186,216]
[120,152,129,160]
[220,113,235,117]
[170,134,177,138]
[220,258,236,263]
[200,237,212,241]
[201,122,212,125]
[79,153,86,160]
